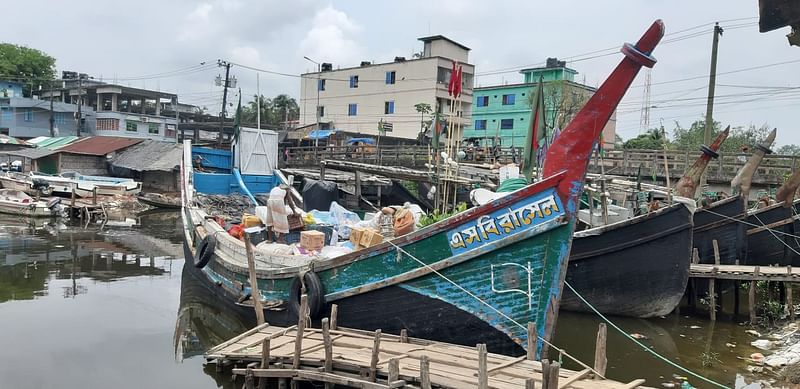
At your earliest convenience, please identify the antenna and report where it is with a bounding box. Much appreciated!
[639,69,652,134]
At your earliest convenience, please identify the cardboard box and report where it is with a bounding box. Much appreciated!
[349,227,366,245]
[300,230,325,251]
[359,229,384,248]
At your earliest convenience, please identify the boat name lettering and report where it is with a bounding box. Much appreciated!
[447,191,563,254]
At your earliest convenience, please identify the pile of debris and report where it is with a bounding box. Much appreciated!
[196,193,255,222]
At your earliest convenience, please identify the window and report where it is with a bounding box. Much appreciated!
[317,106,325,117]
[0,107,11,122]
[126,120,138,132]
[23,109,33,122]
[502,94,515,105]
[318,79,326,91]
[500,119,514,130]
[348,103,357,116]
[385,71,396,85]
[97,118,119,131]
[476,96,489,107]
[148,123,159,135]
[54,112,66,125]
[349,75,359,88]
[474,120,487,130]
[384,101,394,114]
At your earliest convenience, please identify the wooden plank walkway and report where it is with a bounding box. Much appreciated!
[689,264,799,282]
[205,322,650,389]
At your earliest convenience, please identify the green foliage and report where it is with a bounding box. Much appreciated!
[0,43,56,97]
[672,119,772,153]
[623,128,665,150]
[776,144,800,155]
[418,202,467,227]
[241,93,299,128]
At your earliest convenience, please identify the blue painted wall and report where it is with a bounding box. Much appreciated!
[191,146,277,195]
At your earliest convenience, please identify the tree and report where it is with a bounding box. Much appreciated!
[672,119,771,153]
[776,144,800,155]
[272,94,299,128]
[623,128,667,150]
[241,94,299,129]
[0,43,56,97]
[414,102,433,142]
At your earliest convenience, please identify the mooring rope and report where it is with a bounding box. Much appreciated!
[382,239,603,378]
[563,281,732,389]
[700,207,800,239]
[751,212,800,257]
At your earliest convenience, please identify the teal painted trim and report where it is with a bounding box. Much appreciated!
[323,217,568,301]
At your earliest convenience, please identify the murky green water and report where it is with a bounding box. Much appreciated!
[0,212,775,388]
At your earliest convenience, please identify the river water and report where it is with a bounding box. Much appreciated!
[0,212,777,389]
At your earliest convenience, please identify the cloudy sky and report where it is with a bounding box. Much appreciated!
[4,1,798,145]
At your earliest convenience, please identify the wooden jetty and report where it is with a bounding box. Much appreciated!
[687,239,797,322]
[206,299,650,389]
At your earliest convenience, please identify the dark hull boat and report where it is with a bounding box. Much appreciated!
[561,203,693,318]
[693,195,747,264]
[745,202,799,266]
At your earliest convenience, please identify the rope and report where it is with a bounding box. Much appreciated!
[382,239,605,378]
[751,212,800,257]
[564,282,732,389]
[700,207,800,239]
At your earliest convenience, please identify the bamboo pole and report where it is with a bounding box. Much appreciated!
[292,294,307,369]
[322,318,333,389]
[330,304,338,330]
[477,343,488,389]
[420,355,431,389]
[369,329,382,382]
[593,323,607,378]
[244,233,265,325]
[527,322,537,360]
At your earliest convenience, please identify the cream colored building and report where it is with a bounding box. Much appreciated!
[299,36,474,140]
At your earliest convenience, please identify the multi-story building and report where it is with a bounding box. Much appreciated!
[39,73,179,142]
[299,35,474,140]
[0,80,93,138]
[463,58,616,149]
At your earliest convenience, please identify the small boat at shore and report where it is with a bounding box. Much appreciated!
[0,172,52,197]
[181,21,665,356]
[31,171,142,197]
[137,193,181,209]
[0,189,62,217]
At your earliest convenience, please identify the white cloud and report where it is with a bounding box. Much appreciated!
[298,6,365,68]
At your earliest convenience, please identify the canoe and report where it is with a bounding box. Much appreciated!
[137,193,181,209]
[181,20,666,357]
[0,172,52,197]
[0,189,62,218]
[561,202,693,317]
[60,171,142,196]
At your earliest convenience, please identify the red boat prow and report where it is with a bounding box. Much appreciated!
[544,20,665,204]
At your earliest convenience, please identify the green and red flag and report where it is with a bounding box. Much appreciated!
[522,76,546,181]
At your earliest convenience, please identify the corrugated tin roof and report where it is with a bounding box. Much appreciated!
[0,134,29,145]
[32,136,79,150]
[57,136,142,156]
[0,147,60,160]
[110,139,181,172]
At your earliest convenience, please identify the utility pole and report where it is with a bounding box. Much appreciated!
[76,77,83,137]
[48,81,55,137]
[701,22,723,189]
[217,60,232,147]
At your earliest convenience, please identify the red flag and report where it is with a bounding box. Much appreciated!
[447,61,457,96]
[454,65,463,98]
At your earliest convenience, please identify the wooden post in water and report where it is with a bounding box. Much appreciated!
[244,233,266,325]
[319,161,326,181]
[355,171,362,205]
[92,187,97,205]
[541,359,551,389]
[710,239,720,321]
[369,329,382,382]
[258,338,270,389]
[593,323,607,378]
[70,188,76,207]
[527,322,536,360]
[525,378,536,389]
[400,329,408,343]
[293,294,307,369]
[244,367,255,389]
[330,304,338,330]
[750,266,760,323]
[477,343,488,389]
[420,355,431,389]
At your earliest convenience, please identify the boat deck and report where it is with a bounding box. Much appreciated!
[205,322,650,389]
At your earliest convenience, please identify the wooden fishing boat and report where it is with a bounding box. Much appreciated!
[137,193,181,209]
[0,172,52,197]
[561,198,694,318]
[0,189,62,217]
[181,21,666,356]
[745,165,800,267]
[60,171,142,196]
[29,171,91,197]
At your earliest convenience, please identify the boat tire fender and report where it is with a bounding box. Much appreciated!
[289,271,325,319]
[194,235,216,268]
